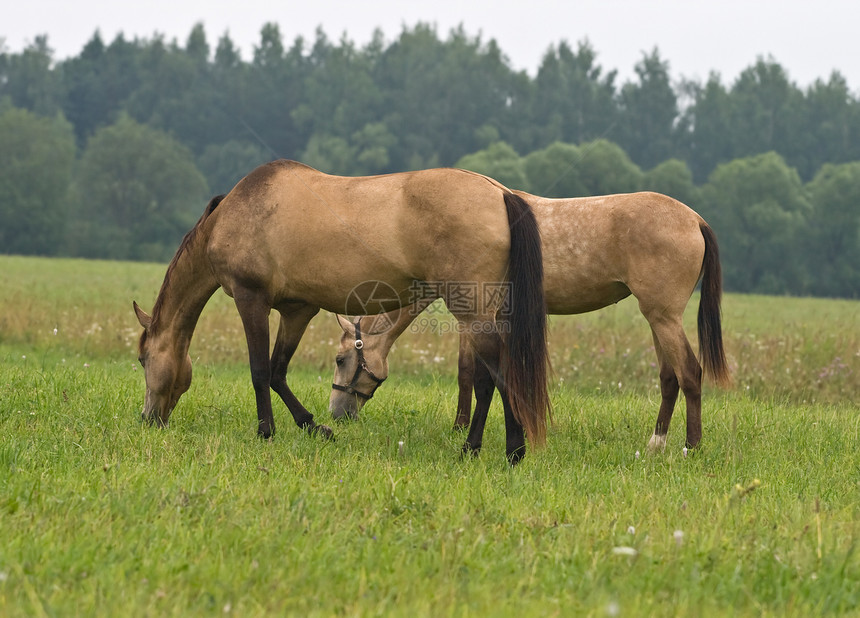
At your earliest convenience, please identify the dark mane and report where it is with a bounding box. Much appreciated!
[146,195,225,336]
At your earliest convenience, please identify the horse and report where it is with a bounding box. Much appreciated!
[330,190,730,453]
[133,160,550,464]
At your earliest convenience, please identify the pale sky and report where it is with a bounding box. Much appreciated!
[4,0,859,90]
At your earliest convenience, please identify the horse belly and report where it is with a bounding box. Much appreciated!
[544,276,631,315]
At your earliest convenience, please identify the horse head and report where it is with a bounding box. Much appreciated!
[133,301,192,427]
[329,314,393,420]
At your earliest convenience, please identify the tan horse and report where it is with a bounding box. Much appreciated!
[133,160,550,463]
[330,191,730,452]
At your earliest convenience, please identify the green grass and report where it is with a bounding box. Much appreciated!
[1,256,859,616]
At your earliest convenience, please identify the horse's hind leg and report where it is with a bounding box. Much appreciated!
[270,304,333,439]
[647,319,703,450]
[647,334,680,451]
[455,334,475,430]
[462,328,526,465]
[462,353,495,456]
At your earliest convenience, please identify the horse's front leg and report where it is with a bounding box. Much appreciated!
[271,305,333,440]
[233,289,276,439]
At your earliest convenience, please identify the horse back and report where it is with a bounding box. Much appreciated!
[203,161,513,309]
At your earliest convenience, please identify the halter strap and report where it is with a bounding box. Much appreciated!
[331,319,386,400]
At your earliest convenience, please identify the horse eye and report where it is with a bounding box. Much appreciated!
[336,356,345,367]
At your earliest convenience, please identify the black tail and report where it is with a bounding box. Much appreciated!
[697,223,731,387]
[503,192,551,446]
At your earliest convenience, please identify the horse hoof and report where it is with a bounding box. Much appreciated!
[647,433,667,452]
[506,447,526,466]
[309,424,335,441]
[461,442,481,458]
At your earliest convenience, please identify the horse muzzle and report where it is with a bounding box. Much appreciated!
[141,393,171,427]
[328,392,362,421]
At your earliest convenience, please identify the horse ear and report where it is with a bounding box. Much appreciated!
[134,301,152,330]
[335,314,356,336]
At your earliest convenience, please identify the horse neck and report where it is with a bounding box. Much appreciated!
[150,236,219,350]
[381,298,432,348]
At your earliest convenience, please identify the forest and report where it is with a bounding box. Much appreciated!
[0,22,858,298]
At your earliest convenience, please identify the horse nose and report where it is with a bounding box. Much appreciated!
[329,398,359,421]
[330,404,349,421]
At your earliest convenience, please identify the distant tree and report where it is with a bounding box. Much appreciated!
[617,48,678,170]
[214,30,242,69]
[676,73,735,183]
[730,58,805,169]
[293,30,384,157]
[69,114,208,261]
[798,73,860,178]
[211,31,257,151]
[0,35,62,116]
[642,158,700,207]
[351,122,396,174]
[197,140,269,194]
[60,32,142,144]
[244,23,311,159]
[679,60,812,184]
[123,28,227,155]
[700,151,810,294]
[805,162,860,297]
[455,142,528,191]
[0,107,75,255]
[375,24,518,168]
[522,141,588,197]
[575,138,643,196]
[528,40,618,151]
[185,23,210,65]
[301,121,395,176]
[301,135,356,176]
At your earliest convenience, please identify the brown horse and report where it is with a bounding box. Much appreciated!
[133,160,550,463]
[330,191,730,452]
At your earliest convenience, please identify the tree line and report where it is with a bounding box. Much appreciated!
[0,23,858,297]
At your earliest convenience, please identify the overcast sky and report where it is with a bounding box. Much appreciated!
[5,0,859,90]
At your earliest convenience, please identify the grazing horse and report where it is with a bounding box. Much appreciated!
[330,191,730,452]
[133,160,550,463]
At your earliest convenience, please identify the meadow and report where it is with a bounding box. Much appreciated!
[0,255,858,616]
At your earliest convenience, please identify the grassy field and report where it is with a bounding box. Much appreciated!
[0,255,858,616]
